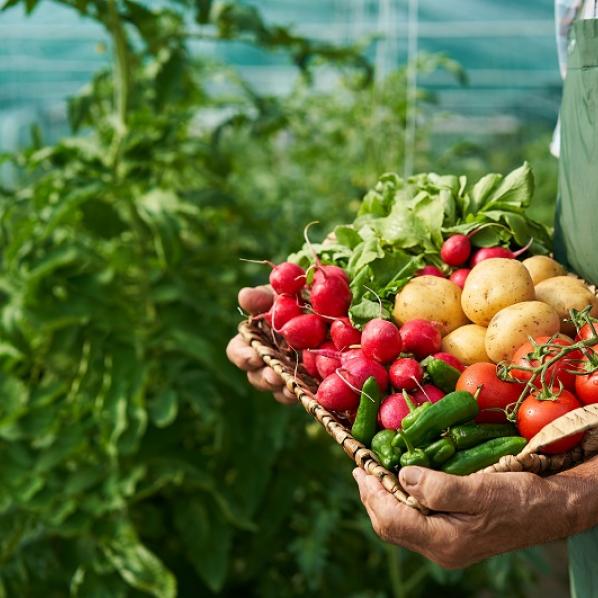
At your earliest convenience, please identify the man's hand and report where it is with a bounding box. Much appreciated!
[226,286,296,405]
[353,458,598,568]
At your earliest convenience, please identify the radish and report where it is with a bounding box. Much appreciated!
[449,268,471,289]
[441,234,471,266]
[399,319,441,359]
[316,341,342,379]
[306,347,363,362]
[389,357,423,391]
[340,348,365,363]
[316,372,359,411]
[330,317,361,351]
[361,319,402,363]
[310,275,352,317]
[470,239,533,267]
[269,295,303,331]
[280,314,327,350]
[412,384,445,404]
[378,393,412,429]
[302,349,320,378]
[341,356,389,392]
[269,262,306,295]
[417,265,445,278]
[432,352,465,372]
[313,264,350,285]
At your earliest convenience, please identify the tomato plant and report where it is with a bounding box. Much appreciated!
[456,362,525,423]
[516,389,583,454]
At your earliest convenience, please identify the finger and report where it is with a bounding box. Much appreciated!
[353,469,435,546]
[273,388,297,405]
[399,466,482,513]
[226,335,264,371]
[247,367,284,392]
[239,286,274,315]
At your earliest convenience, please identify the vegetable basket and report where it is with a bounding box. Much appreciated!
[239,319,598,513]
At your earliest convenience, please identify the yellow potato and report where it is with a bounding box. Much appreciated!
[461,258,535,326]
[534,276,598,334]
[393,276,468,334]
[522,255,566,285]
[441,325,490,365]
[485,301,560,363]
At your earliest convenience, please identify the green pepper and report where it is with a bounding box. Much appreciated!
[392,391,478,449]
[351,377,382,445]
[423,357,461,393]
[399,431,430,467]
[371,430,402,470]
[449,423,518,450]
[401,391,432,429]
[441,436,527,476]
[423,438,456,466]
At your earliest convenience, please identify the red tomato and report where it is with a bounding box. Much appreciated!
[456,362,525,423]
[511,336,581,390]
[576,371,598,404]
[577,322,598,343]
[516,389,583,454]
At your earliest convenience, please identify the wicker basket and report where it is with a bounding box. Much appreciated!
[239,319,598,513]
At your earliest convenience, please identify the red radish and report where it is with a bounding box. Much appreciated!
[341,356,389,392]
[313,264,350,285]
[280,314,326,350]
[310,275,352,317]
[361,319,402,363]
[269,295,303,331]
[302,349,320,378]
[441,234,471,266]
[269,262,306,294]
[417,265,445,278]
[316,341,342,379]
[378,393,412,429]
[449,268,470,289]
[411,384,445,404]
[340,348,365,364]
[399,319,441,359]
[432,352,465,372]
[330,317,361,351]
[389,358,423,391]
[470,240,533,267]
[316,372,359,411]
[306,347,363,362]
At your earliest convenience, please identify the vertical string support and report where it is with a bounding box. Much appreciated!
[404,0,419,178]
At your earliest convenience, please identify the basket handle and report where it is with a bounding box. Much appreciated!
[518,403,598,458]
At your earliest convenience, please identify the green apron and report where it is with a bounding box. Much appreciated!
[554,18,598,598]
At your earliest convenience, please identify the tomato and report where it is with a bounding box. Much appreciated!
[516,389,583,454]
[576,370,598,404]
[456,362,525,423]
[577,322,598,343]
[511,336,581,390]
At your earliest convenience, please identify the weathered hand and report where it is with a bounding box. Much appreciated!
[353,458,598,568]
[226,286,296,404]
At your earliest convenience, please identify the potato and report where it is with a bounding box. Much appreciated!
[392,275,468,334]
[522,255,567,285]
[461,258,535,326]
[441,325,490,365]
[485,301,560,363]
[534,276,598,334]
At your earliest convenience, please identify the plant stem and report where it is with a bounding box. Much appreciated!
[107,0,130,173]
[386,545,405,598]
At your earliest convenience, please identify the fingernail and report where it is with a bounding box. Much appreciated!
[400,467,422,487]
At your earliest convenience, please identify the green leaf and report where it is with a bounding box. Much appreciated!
[334,225,362,249]
[149,389,178,428]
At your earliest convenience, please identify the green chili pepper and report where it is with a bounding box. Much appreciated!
[424,357,461,393]
[351,377,382,445]
[399,431,430,467]
[371,430,402,470]
[392,391,479,449]
[441,436,527,476]
[449,423,518,450]
[423,438,456,466]
[401,390,432,429]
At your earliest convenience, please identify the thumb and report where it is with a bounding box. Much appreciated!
[239,285,274,315]
[399,466,482,513]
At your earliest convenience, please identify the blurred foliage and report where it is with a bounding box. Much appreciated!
[0,0,556,596]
